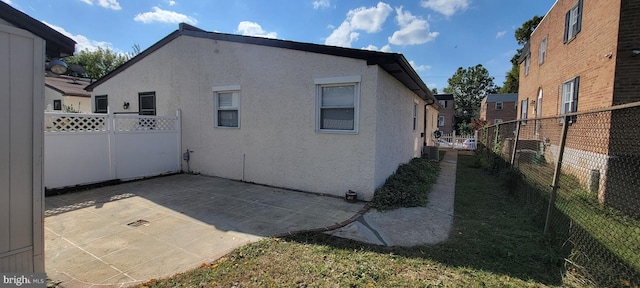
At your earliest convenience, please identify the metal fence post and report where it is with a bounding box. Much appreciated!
[543,115,570,236]
[510,121,521,166]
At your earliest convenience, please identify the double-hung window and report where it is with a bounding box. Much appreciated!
[315,76,360,133]
[521,99,528,124]
[524,53,531,76]
[438,116,445,127]
[561,77,580,122]
[539,36,547,64]
[564,0,583,43]
[413,103,418,131]
[214,89,240,128]
[495,102,503,110]
[439,100,447,107]
[139,92,156,115]
[95,95,108,113]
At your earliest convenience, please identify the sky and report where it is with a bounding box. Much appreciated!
[4,0,556,91]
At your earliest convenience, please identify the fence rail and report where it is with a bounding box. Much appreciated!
[478,101,640,287]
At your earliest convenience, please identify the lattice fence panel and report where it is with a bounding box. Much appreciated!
[44,114,107,132]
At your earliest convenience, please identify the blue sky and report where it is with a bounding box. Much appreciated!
[5,0,555,91]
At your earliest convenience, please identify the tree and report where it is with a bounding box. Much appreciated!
[500,15,543,93]
[431,87,439,94]
[444,64,498,134]
[63,47,129,80]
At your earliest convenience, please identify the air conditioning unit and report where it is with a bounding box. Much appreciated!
[422,146,439,160]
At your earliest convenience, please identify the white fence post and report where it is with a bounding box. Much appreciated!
[108,107,117,180]
[176,109,182,172]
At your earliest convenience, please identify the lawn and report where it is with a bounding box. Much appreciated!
[135,154,570,288]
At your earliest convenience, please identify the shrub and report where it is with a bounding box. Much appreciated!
[371,158,440,211]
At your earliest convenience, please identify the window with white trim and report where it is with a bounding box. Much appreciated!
[564,0,583,43]
[561,77,579,122]
[413,103,418,131]
[438,116,445,127]
[539,36,547,64]
[494,119,503,124]
[438,100,447,107]
[521,99,528,122]
[524,53,531,76]
[495,102,503,110]
[315,76,360,133]
[214,87,240,128]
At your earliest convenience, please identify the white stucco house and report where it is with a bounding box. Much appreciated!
[86,23,440,201]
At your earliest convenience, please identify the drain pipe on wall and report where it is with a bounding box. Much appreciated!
[183,149,193,173]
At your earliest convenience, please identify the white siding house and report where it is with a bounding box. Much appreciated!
[0,2,75,272]
[86,23,439,201]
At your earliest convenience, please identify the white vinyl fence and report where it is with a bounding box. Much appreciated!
[438,130,478,150]
[44,110,181,189]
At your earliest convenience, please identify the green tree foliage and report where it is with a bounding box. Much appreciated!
[444,64,498,134]
[64,47,128,80]
[500,15,543,93]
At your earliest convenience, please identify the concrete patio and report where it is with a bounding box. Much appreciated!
[44,174,366,287]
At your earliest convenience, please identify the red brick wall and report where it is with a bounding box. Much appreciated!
[481,100,517,124]
[519,0,621,119]
[613,0,640,104]
[437,100,455,134]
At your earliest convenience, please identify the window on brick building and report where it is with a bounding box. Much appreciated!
[524,53,531,75]
[521,99,528,124]
[439,100,447,108]
[495,102,503,110]
[539,36,547,64]
[561,77,579,123]
[564,0,583,43]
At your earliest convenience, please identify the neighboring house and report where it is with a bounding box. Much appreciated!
[86,23,440,201]
[434,94,455,134]
[480,93,518,124]
[45,73,92,113]
[1,1,75,272]
[518,0,640,216]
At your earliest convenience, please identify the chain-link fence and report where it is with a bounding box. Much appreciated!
[478,102,640,287]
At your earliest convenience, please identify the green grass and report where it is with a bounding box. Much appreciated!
[134,155,570,288]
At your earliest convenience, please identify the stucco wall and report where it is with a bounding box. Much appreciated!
[373,67,427,189]
[92,35,388,199]
[44,87,91,113]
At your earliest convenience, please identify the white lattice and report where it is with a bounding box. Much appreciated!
[45,114,107,132]
[115,116,177,131]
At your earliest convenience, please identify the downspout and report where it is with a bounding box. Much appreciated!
[424,98,436,147]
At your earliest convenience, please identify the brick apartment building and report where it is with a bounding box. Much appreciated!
[518,0,640,217]
[480,93,518,124]
[434,94,455,134]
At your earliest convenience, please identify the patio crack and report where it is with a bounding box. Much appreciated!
[356,217,388,246]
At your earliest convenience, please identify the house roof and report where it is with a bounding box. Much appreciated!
[485,93,518,103]
[434,93,454,101]
[85,23,437,104]
[45,75,91,97]
[0,1,75,58]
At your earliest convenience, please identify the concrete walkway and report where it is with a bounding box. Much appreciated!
[328,149,458,246]
[45,175,366,287]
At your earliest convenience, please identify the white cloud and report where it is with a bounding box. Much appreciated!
[409,60,431,71]
[325,2,392,47]
[236,21,277,38]
[80,0,121,10]
[134,7,197,25]
[362,44,392,52]
[496,30,506,39]
[169,0,176,6]
[388,7,438,46]
[420,0,470,17]
[313,0,330,9]
[43,21,114,52]
[2,0,11,4]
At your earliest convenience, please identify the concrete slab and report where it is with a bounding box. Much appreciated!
[328,150,458,247]
[45,174,365,287]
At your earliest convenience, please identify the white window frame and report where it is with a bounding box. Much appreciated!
[494,119,503,124]
[568,4,580,40]
[539,36,547,64]
[495,102,503,110]
[521,99,528,121]
[561,77,579,115]
[524,53,531,76]
[213,85,241,128]
[438,116,445,127]
[413,102,418,131]
[438,100,447,108]
[315,76,361,134]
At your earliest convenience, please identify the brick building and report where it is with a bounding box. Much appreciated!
[480,93,518,124]
[434,94,455,134]
[518,0,640,217]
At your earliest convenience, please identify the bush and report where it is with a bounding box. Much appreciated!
[371,158,440,211]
